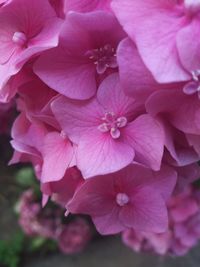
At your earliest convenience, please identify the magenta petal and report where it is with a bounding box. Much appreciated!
[120,187,168,233]
[124,164,177,202]
[67,175,114,217]
[34,48,96,100]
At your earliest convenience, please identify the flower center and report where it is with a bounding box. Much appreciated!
[116,193,129,207]
[12,32,27,47]
[86,44,117,74]
[60,130,67,139]
[97,111,127,139]
[183,70,200,98]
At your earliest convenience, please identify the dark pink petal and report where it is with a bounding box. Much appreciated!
[67,174,114,216]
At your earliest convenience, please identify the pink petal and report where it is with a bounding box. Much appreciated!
[41,132,74,183]
[117,38,165,102]
[93,207,125,235]
[67,174,115,216]
[176,18,200,73]
[125,115,164,170]
[77,129,135,178]
[97,73,139,118]
[34,48,96,100]
[51,96,104,144]
[120,187,168,233]
[112,0,190,82]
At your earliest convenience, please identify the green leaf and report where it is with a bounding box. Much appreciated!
[0,232,25,267]
[15,167,35,187]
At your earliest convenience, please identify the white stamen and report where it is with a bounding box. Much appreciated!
[116,193,129,206]
[12,32,27,46]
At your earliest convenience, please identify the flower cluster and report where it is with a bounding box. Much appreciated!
[122,185,200,256]
[18,189,93,254]
[1,0,200,256]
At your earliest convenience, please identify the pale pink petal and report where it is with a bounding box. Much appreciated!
[111,0,190,82]
[41,132,74,183]
[51,96,104,143]
[77,129,135,178]
[176,19,200,72]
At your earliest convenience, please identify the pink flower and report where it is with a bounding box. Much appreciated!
[52,74,164,178]
[112,0,200,84]
[67,164,177,235]
[122,229,171,255]
[58,217,93,254]
[0,0,62,91]
[18,189,62,239]
[34,11,125,100]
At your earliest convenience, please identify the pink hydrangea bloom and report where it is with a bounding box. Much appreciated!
[18,189,62,238]
[67,164,177,235]
[10,113,75,183]
[0,0,62,92]
[52,74,165,178]
[58,217,93,254]
[34,11,125,100]
[122,186,200,256]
